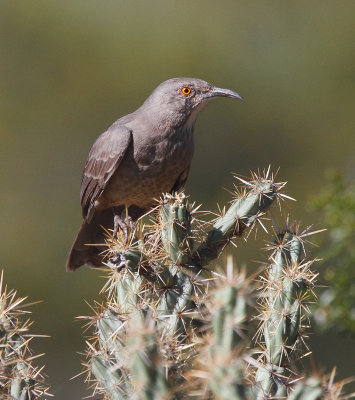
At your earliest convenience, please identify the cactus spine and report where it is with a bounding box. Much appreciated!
[0,272,50,399]
[254,229,317,398]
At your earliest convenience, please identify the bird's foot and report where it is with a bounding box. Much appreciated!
[113,214,125,238]
[126,215,135,231]
[106,252,126,271]
[113,212,135,246]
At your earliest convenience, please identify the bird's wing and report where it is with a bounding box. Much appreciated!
[80,124,133,220]
[170,165,191,193]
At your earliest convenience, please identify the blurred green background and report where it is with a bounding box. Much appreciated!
[0,1,354,398]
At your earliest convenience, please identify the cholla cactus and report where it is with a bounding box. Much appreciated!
[0,272,50,399]
[186,257,252,400]
[81,169,352,400]
[253,225,319,398]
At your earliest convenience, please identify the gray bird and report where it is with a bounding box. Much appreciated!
[66,77,243,271]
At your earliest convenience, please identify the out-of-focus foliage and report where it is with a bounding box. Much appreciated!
[311,170,355,333]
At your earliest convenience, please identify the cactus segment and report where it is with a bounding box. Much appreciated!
[208,268,248,400]
[288,378,323,400]
[193,181,278,266]
[254,231,317,399]
[0,271,50,399]
[160,193,194,266]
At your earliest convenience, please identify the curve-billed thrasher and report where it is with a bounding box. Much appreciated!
[66,78,243,271]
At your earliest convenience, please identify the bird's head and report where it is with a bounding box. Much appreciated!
[142,77,243,128]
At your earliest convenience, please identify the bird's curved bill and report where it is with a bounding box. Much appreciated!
[209,86,244,101]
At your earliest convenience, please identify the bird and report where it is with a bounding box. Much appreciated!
[66,77,243,271]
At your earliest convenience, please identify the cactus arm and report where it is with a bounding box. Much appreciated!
[160,193,194,266]
[193,182,278,266]
[287,378,323,400]
[188,263,250,400]
[156,180,280,339]
[91,356,126,400]
[0,272,50,399]
[209,285,248,400]
[128,317,169,400]
[254,232,316,399]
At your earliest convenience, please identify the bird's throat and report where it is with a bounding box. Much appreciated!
[186,99,211,128]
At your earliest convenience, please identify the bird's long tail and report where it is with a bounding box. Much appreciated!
[66,209,115,272]
[66,205,146,272]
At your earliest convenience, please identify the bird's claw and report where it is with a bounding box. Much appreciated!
[106,253,126,271]
[113,213,135,246]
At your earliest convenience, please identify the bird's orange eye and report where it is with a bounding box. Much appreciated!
[181,86,191,96]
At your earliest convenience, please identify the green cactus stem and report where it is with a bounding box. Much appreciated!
[254,230,316,399]
[287,378,323,400]
[184,260,251,400]
[193,180,283,267]
[160,193,194,266]
[208,263,249,400]
[155,194,197,336]
[0,271,50,399]
[91,355,124,400]
[128,312,169,400]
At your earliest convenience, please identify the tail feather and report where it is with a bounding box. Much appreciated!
[66,205,146,272]
[66,209,115,272]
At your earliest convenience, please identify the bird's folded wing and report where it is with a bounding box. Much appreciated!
[80,124,133,220]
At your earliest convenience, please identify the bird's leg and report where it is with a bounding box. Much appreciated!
[120,206,133,245]
[126,215,135,231]
[123,204,135,230]
[112,206,133,245]
[112,208,127,239]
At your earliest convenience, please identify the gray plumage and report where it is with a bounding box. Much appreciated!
[66,77,243,271]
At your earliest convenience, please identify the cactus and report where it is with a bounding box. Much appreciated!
[0,169,351,399]
[81,170,353,400]
[187,257,251,400]
[192,172,287,266]
[287,371,351,400]
[0,272,50,399]
[253,227,318,399]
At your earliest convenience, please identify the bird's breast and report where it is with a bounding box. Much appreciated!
[101,125,194,209]
[135,125,194,168]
